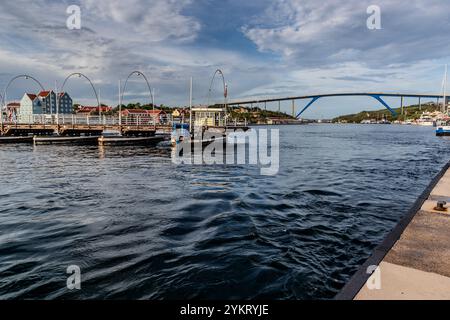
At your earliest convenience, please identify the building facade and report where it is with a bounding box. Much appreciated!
[19,93,42,123]
[37,91,73,114]
[38,91,57,114]
[58,92,73,114]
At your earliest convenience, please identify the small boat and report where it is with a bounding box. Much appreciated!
[171,123,190,146]
[436,121,450,136]
[417,115,435,126]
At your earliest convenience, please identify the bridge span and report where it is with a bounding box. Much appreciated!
[228,92,445,118]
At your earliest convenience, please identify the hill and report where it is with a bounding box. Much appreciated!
[332,103,442,123]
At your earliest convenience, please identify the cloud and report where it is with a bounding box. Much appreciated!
[0,0,449,118]
[243,0,450,67]
[82,0,201,42]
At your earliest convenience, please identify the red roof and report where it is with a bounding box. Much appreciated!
[7,102,20,107]
[123,109,150,114]
[147,110,166,114]
[122,109,166,115]
[76,105,112,113]
[38,91,51,97]
[26,93,37,100]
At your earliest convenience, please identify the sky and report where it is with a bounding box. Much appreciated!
[0,0,450,118]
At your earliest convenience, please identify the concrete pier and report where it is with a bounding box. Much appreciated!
[337,161,450,300]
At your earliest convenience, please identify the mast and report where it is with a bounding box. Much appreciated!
[55,80,59,126]
[118,80,122,127]
[444,64,448,114]
[98,87,102,123]
[189,77,193,134]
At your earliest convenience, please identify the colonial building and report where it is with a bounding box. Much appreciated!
[38,91,57,114]
[76,105,112,114]
[58,92,73,114]
[19,93,42,123]
[37,91,73,114]
[5,102,20,122]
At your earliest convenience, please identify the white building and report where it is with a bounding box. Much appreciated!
[19,93,42,123]
[17,91,73,123]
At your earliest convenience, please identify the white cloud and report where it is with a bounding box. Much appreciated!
[82,0,201,42]
[0,0,449,118]
[243,0,450,66]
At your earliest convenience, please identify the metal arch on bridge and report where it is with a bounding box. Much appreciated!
[2,74,45,106]
[228,93,444,118]
[1,74,46,126]
[119,71,154,126]
[60,73,100,113]
[207,69,227,107]
[120,71,154,109]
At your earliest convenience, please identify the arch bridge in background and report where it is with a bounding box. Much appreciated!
[228,92,445,118]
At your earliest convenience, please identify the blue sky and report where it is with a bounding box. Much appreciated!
[0,0,449,118]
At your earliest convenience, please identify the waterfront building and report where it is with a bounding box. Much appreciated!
[76,105,112,114]
[172,109,189,123]
[36,91,73,114]
[5,102,20,122]
[18,93,42,123]
[37,91,57,114]
[58,92,73,114]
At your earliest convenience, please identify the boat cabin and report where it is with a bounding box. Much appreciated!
[192,107,226,127]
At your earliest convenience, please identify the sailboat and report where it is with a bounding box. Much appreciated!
[436,65,450,136]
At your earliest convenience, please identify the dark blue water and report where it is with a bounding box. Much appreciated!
[0,124,449,300]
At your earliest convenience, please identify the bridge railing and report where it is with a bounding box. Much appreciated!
[2,114,174,127]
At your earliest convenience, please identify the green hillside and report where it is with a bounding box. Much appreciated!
[333,103,442,123]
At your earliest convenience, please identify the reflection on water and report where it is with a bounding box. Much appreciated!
[0,124,449,299]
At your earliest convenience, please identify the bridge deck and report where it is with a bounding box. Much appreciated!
[0,124,167,136]
[229,92,444,106]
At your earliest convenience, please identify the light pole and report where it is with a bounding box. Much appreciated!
[120,71,154,125]
[2,74,45,126]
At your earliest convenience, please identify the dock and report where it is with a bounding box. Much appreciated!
[1,123,162,136]
[33,136,100,145]
[336,161,450,300]
[0,136,33,144]
[98,135,165,146]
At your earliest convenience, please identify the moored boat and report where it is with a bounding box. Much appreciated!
[436,121,450,136]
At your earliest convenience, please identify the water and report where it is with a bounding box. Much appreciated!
[0,124,449,300]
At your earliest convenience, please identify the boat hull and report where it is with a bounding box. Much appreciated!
[436,126,450,136]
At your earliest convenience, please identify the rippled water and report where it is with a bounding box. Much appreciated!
[0,124,449,300]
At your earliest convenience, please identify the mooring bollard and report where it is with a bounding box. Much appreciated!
[434,200,448,212]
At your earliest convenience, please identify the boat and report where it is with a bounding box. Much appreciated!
[171,123,190,146]
[436,120,450,136]
[171,76,248,148]
[416,113,435,126]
